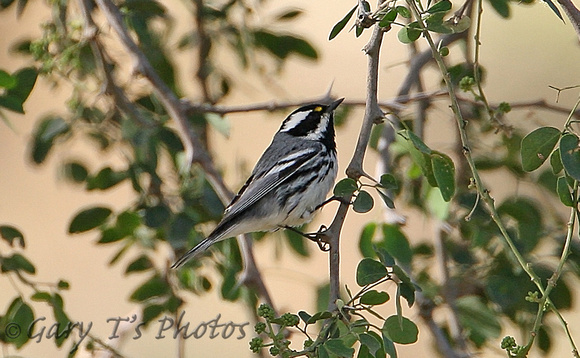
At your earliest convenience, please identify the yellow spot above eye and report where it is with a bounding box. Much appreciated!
[314,106,323,112]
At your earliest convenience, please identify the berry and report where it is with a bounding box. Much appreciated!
[249,337,263,353]
[255,322,267,334]
[258,303,275,320]
[281,313,300,327]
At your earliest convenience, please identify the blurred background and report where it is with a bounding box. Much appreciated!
[1,0,580,357]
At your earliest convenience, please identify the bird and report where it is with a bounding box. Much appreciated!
[171,98,344,269]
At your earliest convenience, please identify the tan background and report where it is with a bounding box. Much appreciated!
[1,0,580,357]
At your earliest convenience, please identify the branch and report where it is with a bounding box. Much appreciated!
[91,0,276,312]
[325,4,386,310]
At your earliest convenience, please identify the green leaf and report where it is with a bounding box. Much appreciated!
[379,225,413,265]
[560,133,580,181]
[68,206,112,233]
[286,229,310,257]
[427,0,452,13]
[31,291,52,302]
[382,316,419,344]
[254,30,317,60]
[0,69,16,89]
[306,310,333,324]
[379,173,398,190]
[353,190,374,213]
[130,275,170,302]
[456,296,501,345]
[1,253,35,274]
[62,161,88,183]
[557,176,574,207]
[206,113,230,138]
[403,129,431,154]
[382,334,398,358]
[329,5,357,40]
[397,22,422,43]
[50,293,70,347]
[550,148,563,174]
[446,15,471,33]
[431,152,455,201]
[275,8,303,21]
[323,338,355,357]
[497,197,542,253]
[377,189,395,209]
[521,127,561,172]
[356,258,388,286]
[57,280,70,290]
[334,178,358,196]
[9,67,37,103]
[425,12,452,34]
[31,116,70,164]
[4,298,34,348]
[359,332,383,355]
[0,225,25,247]
[396,6,411,18]
[360,290,390,305]
[144,204,171,228]
[125,255,154,274]
[359,222,377,258]
[86,167,127,190]
[379,8,398,27]
[488,0,510,17]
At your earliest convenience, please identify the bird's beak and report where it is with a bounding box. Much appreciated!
[326,97,345,113]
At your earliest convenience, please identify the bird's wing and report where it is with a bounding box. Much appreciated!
[221,145,320,221]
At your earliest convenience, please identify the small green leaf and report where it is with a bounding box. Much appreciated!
[275,8,303,21]
[144,204,171,228]
[427,0,452,13]
[68,206,112,233]
[57,280,70,289]
[382,316,419,344]
[4,298,34,348]
[125,255,154,274]
[31,291,52,302]
[31,116,70,164]
[323,338,355,357]
[557,176,574,207]
[560,133,580,181]
[62,161,88,183]
[329,5,357,40]
[446,15,471,33]
[359,332,382,355]
[377,189,395,209]
[306,311,333,324]
[353,190,374,213]
[379,8,398,27]
[359,222,377,258]
[1,253,35,274]
[206,113,230,138]
[379,224,413,265]
[360,290,390,305]
[488,0,510,17]
[0,70,16,89]
[334,178,358,196]
[396,5,411,18]
[379,173,398,190]
[130,275,170,302]
[431,152,456,201]
[404,129,431,154]
[86,167,127,190]
[521,127,561,171]
[456,296,501,344]
[286,228,310,257]
[0,225,25,247]
[356,258,388,286]
[397,23,422,43]
[142,304,165,325]
[9,67,37,103]
[550,148,563,174]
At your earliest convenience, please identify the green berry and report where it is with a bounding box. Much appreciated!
[269,346,280,356]
[257,303,275,320]
[501,336,516,349]
[255,322,267,334]
[281,313,300,327]
[249,337,263,353]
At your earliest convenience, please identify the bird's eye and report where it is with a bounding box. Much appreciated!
[314,106,323,112]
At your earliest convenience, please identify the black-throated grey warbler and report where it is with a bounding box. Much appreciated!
[171,98,344,269]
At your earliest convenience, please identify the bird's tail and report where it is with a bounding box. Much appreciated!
[171,237,215,269]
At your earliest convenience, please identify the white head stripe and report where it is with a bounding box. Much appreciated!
[280,111,309,132]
